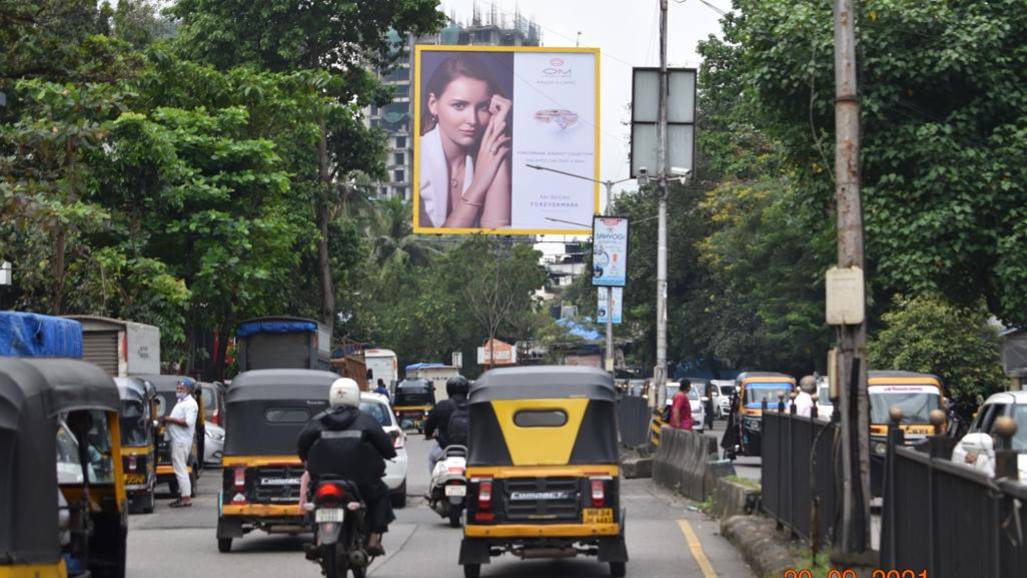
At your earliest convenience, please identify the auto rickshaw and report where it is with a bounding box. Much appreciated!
[143,375,205,498]
[723,371,796,459]
[114,377,158,514]
[393,378,435,432]
[216,369,336,553]
[0,357,128,578]
[868,370,945,496]
[459,366,628,578]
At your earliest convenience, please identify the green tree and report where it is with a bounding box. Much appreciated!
[701,0,1027,325]
[170,0,445,333]
[869,294,1007,401]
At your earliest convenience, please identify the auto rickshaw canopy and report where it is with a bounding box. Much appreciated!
[467,366,618,467]
[735,371,796,409]
[0,358,119,566]
[223,369,336,456]
[115,376,155,406]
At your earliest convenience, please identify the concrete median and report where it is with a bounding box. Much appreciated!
[651,426,732,501]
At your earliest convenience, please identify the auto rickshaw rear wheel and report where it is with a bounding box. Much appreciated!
[609,561,626,577]
[462,563,481,578]
[217,538,232,553]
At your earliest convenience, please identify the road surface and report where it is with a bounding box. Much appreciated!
[128,433,753,578]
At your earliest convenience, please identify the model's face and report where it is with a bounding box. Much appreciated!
[428,76,493,148]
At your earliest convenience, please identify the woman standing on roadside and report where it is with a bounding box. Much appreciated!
[419,55,512,229]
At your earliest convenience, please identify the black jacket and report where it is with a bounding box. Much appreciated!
[423,394,467,448]
[297,406,397,486]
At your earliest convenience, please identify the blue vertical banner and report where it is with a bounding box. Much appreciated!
[592,216,629,287]
[597,287,623,324]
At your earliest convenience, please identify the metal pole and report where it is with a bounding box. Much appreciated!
[654,0,669,406]
[833,0,871,554]
[605,180,616,373]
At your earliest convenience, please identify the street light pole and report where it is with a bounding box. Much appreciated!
[654,0,670,405]
[526,164,632,374]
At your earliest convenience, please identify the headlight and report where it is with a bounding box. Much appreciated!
[206,429,225,442]
[873,442,887,456]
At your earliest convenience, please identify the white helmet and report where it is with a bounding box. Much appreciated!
[329,378,361,408]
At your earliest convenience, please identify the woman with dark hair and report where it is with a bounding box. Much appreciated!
[419,54,512,229]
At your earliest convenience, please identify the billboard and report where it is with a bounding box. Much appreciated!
[413,45,600,235]
[592,216,629,287]
[597,287,623,325]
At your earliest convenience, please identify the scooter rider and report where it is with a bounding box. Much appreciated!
[424,375,470,475]
[297,378,397,556]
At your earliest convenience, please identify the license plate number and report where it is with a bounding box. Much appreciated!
[582,508,613,524]
[445,485,467,497]
[315,508,345,523]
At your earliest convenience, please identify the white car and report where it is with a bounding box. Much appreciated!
[952,390,1027,479]
[665,383,705,433]
[360,392,409,508]
[712,380,735,417]
[204,422,225,466]
[816,379,834,421]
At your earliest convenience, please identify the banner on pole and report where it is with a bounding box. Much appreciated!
[592,216,629,287]
[597,287,623,325]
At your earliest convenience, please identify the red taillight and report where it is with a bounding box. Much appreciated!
[478,479,492,511]
[127,456,138,471]
[211,410,221,426]
[315,483,345,503]
[234,468,246,491]
[590,479,606,508]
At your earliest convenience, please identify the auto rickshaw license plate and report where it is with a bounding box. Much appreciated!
[315,508,345,523]
[583,508,613,524]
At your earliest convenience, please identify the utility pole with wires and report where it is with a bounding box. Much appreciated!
[830,0,872,560]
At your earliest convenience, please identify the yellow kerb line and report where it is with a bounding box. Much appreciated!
[677,519,718,578]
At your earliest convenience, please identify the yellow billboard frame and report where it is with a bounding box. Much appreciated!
[412,44,601,236]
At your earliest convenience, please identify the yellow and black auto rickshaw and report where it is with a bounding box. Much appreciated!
[460,366,628,578]
[0,357,128,578]
[216,369,336,552]
[723,371,796,459]
[114,377,158,514]
[393,378,435,433]
[144,375,204,498]
[868,370,945,496]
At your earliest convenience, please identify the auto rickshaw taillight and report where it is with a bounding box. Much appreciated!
[233,468,246,491]
[590,479,606,508]
[128,455,137,471]
[477,479,493,510]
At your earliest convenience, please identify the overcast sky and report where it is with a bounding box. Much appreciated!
[439,0,728,200]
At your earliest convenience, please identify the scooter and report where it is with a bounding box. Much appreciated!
[428,445,468,528]
[306,477,375,578]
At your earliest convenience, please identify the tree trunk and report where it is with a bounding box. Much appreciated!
[51,226,66,315]
[317,117,335,335]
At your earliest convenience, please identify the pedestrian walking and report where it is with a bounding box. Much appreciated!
[161,378,198,507]
[795,375,816,418]
[670,381,694,431]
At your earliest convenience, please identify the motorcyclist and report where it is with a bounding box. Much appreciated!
[297,378,396,556]
[424,375,470,475]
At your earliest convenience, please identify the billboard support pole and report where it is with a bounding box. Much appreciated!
[654,0,670,406]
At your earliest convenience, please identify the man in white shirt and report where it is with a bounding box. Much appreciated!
[795,375,816,418]
[161,378,198,507]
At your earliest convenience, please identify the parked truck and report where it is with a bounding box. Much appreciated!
[235,316,331,371]
[365,348,399,391]
[64,315,160,376]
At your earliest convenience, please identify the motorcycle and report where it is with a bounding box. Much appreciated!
[307,478,375,578]
[428,445,468,528]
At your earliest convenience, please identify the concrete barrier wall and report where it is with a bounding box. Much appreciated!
[651,426,731,501]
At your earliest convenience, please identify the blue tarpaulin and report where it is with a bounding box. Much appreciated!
[405,362,445,372]
[556,318,603,342]
[0,312,83,358]
[237,320,317,338]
